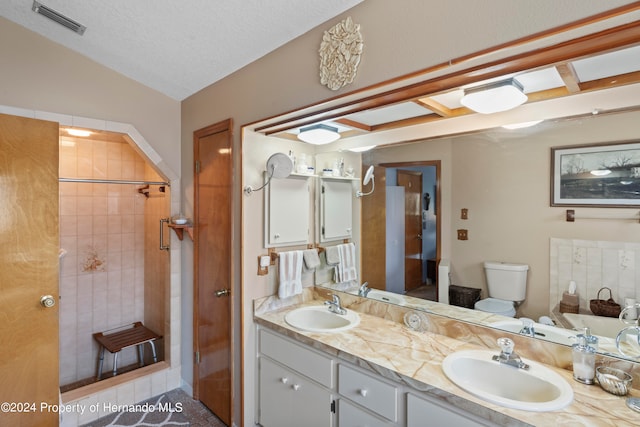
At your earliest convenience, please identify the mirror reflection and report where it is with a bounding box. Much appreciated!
[244,33,640,361]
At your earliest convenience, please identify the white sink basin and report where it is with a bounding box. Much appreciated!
[367,290,405,305]
[284,305,360,333]
[442,350,574,412]
[490,320,577,346]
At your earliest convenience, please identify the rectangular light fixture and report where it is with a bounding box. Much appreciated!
[461,78,527,114]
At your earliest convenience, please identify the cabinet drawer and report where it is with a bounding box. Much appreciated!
[259,329,334,388]
[338,364,398,422]
[338,399,395,427]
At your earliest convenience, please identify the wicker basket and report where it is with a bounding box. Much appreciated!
[559,301,579,314]
[449,285,481,309]
[590,287,621,318]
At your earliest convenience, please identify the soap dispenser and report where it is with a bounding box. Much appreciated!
[572,334,596,384]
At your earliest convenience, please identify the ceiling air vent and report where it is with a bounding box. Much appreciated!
[32,1,86,35]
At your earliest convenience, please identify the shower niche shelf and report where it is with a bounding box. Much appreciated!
[168,223,194,241]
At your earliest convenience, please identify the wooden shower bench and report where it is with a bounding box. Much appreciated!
[93,322,161,380]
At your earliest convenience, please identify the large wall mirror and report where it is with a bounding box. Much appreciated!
[243,15,640,362]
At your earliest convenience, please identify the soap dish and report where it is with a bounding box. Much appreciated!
[596,366,632,396]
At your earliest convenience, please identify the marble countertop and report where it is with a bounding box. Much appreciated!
[254,296,640,427]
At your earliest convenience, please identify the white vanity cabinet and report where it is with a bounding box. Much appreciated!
[265,174,311,247]
[319,177,355,242]
[407,393,496,427]
[337,364,400,426]
[258,328,336,427]
[257,327,501,427]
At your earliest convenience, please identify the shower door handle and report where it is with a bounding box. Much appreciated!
[160,218,171,251]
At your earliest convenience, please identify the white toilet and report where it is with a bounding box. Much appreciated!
[474,261,529,317]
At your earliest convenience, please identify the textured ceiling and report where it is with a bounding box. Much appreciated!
[0,0,363,100]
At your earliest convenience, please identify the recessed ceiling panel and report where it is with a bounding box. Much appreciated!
[572,45,640,82]
[344,102,433,126]
[515,67,565,93]
[429,89,465,109]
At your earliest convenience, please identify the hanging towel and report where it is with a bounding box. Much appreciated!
[325,246,340,265]
[303,248,321,270]
[334,243,358,283]
[278,250,303,299]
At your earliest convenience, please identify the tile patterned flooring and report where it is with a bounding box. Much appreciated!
[81,389,227,427]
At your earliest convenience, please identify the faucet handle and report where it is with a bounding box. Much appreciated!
[497,337,514,357]
[521,318,534,328]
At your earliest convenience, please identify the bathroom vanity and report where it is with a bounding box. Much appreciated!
[254,291,640,427]
[257,327,496,426]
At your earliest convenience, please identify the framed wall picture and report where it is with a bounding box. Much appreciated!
[551,140,640,207]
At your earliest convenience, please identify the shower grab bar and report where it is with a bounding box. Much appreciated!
[59,177,169,186]
[160,218,171,251]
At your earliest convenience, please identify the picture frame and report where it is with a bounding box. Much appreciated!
[551,140,640,207]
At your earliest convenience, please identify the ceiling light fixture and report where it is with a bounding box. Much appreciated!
[297,124,340,145]
[461,78,527,114]
[501,120,543,130]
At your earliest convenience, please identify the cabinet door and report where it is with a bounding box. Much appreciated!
[407,393,494,427]
[338,399,395,427]
[321,178,353,242]
[260,357,334,427]
[265,175,310,247]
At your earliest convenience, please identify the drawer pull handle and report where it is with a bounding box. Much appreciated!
[359,389,368,397]
[280,377,288,384]
[292,384,300,391]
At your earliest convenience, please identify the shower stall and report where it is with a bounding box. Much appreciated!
[58,129,170,391]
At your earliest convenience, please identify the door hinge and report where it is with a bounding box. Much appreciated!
[322,185,325,194]
[195,351,200,364]
[330,400,336,413]
[322,226,325,236]
[195,160,201,174]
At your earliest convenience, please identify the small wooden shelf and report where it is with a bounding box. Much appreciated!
[168,223,193,241]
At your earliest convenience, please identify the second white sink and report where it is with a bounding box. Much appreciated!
[442,350,574,412]
[285,305,360,333]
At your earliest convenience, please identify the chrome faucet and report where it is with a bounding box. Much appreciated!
[492,337,529,370]
[358,282,371,297]
[519,318,536,337]
[325,294,347,315]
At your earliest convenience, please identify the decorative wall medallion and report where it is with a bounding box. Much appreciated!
[82,245,106,272]
[319,16,363,91]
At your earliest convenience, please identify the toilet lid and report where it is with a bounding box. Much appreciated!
[475,298,515,315]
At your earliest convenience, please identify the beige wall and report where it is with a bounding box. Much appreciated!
[180,1,636,423]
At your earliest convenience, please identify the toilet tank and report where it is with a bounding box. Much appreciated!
[484,261,529,302]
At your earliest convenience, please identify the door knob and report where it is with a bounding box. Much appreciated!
[40,295,56,308]
[215,289,231,297]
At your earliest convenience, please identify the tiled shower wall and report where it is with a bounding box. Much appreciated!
[59,135,153,386]
[550,238,640,313]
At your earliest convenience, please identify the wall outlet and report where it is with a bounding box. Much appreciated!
[457,229,468,240]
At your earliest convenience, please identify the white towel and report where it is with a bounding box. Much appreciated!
[278,250,303,298]
[303,248,321,270]
[334,243,358,284]
[325,246,340,265]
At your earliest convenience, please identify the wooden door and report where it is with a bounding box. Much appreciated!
[193,119,233,425]
[397,170,423,292]
[0,113,59,426]
[360,165,387,291]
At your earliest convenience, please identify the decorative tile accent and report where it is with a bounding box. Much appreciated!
[550,238,640,313]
